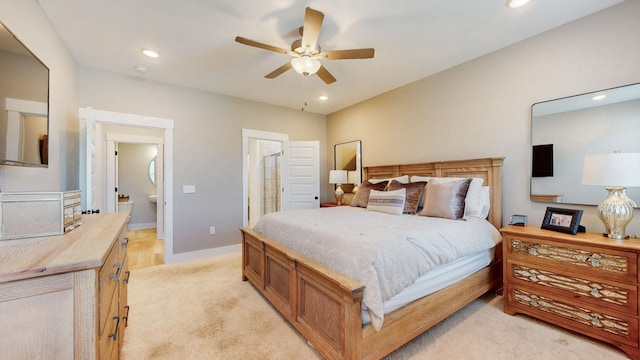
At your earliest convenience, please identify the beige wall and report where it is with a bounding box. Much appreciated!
[79,68,327,253]
[327,1,640,235]
[0,0,79,191]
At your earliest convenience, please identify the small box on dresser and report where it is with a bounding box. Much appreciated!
[500,225,640,359]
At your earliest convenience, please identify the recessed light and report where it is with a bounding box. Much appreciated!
[506,0,530,8]
[142,49,159,58]
[592,94,606,101]
[318,95,328,101]
[134,65,148,73]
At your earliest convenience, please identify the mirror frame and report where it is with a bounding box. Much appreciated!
[334,140,362,194]
[530,82,640,206]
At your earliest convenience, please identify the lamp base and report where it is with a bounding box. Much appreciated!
[598,186,636,240]
[334,184,344,206]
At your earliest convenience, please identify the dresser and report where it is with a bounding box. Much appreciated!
[0,213,130,360]
[501,226,640,359]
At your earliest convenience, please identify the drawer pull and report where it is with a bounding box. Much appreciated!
[124,270,131,284]
[591,315,601,327]
[108,274,118,282]
[123,237,129,248]
[528,246,538,255]
[530,295,539,307]
[113,262,121,270]
[587,254,601,267]
[124,305,130,326]
[529,273,538,282]
[591,287,600,297]
[109,316,120,341]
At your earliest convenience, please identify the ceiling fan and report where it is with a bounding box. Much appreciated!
[235,7,374,84]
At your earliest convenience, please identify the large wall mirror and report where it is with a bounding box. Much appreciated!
[334,140,362,194]
[0,22,50,167]
[531,82,640,206]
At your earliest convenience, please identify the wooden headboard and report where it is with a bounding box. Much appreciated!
[363,157,504,229]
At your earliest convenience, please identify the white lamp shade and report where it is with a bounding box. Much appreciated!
[291,56,321,75]
[582,153,640,187]
[329,170,348,184]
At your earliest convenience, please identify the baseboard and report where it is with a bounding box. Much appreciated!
[127,222,157,230]
[165,243,241,264]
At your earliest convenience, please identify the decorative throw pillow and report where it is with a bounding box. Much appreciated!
[412,176,484,217]
[420,178,472,220]
[387,180,427,214]
[351,180,388,208]
[367,189,406,215]
[368,175,409,185]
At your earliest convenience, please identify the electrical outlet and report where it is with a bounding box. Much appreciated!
[209,226,216,235]
[183,185,196,193]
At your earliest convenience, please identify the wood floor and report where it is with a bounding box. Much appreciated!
[127,228,164,270]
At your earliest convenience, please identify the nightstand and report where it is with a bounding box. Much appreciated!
[500,225,640,359]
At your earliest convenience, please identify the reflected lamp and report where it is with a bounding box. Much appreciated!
[329,170,348,206]
[582,152,640,239]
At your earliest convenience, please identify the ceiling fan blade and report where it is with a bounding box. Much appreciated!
[265,62,292,79]
[316,65,336,84]
[301,7,324,52]
[235,36,289,55]
[321,48,375,60]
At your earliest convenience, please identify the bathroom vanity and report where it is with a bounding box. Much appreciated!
[0,213,130,359]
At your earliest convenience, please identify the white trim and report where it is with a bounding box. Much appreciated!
[241,128,289,227]
[127,222,157,230]
[79,107,174,129]
[166,244,241,264]
[5,98,48,115]
[105,133,163,144]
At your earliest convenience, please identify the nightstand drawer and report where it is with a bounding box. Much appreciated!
[505,236,637,283]
[506,259,638,315]
[506,285,639,348]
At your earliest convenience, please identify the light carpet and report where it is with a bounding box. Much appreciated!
[121,252,628,359]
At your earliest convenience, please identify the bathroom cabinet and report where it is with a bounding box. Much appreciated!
[0,213,130,359]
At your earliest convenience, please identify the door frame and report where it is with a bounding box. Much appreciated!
[79,107,175,263]
[242,128,288,227]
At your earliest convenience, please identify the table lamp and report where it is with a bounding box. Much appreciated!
[582,152,640,239]
[329,170,348,206]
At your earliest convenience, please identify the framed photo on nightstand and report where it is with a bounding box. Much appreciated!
[541,207,583,235]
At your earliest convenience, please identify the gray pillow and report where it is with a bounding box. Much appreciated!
[351,180,388,208]
[387,180,427,214]
[419,178,472,219]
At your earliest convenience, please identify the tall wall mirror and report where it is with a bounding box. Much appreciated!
[334,140,362,194]
[0,22,50,167]
[531,82,640,206]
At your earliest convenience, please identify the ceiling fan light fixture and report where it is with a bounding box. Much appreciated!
[291,56,321,76]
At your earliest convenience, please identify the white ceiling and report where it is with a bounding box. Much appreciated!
[37,0,624,115]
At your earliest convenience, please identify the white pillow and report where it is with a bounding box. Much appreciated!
[411,176,484,217]
[367,188,406,215]
[368,175,409,184]
[477,186,491,218]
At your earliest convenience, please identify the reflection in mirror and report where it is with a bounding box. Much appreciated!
[0,22,49,167]
[148,156,156,185]
[531,82,640,206]
[334,140,362,194]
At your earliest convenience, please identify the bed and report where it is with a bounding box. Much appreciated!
[240,157,504,359]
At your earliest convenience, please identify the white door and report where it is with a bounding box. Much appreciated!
[282,141,320,210]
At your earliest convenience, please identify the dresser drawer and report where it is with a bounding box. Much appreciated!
[99,243,121,335]
[506,259,638,315]
[99,286,120,360]
[505,235,637,284]
[506,284,639,348]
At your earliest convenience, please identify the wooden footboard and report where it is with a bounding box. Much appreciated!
[241,227,502,360]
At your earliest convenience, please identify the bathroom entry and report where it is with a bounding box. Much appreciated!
[248,139,282,227]
[116,143,159,230]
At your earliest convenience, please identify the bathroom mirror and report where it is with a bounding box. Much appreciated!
[334,140,362,193]
[530,82,640,206]
[0,22,50,167]
[148,156,156,185]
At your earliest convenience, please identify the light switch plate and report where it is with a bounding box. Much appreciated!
[183,185,196,193]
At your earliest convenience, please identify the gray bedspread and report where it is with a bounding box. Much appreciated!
[253,206,501,331]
